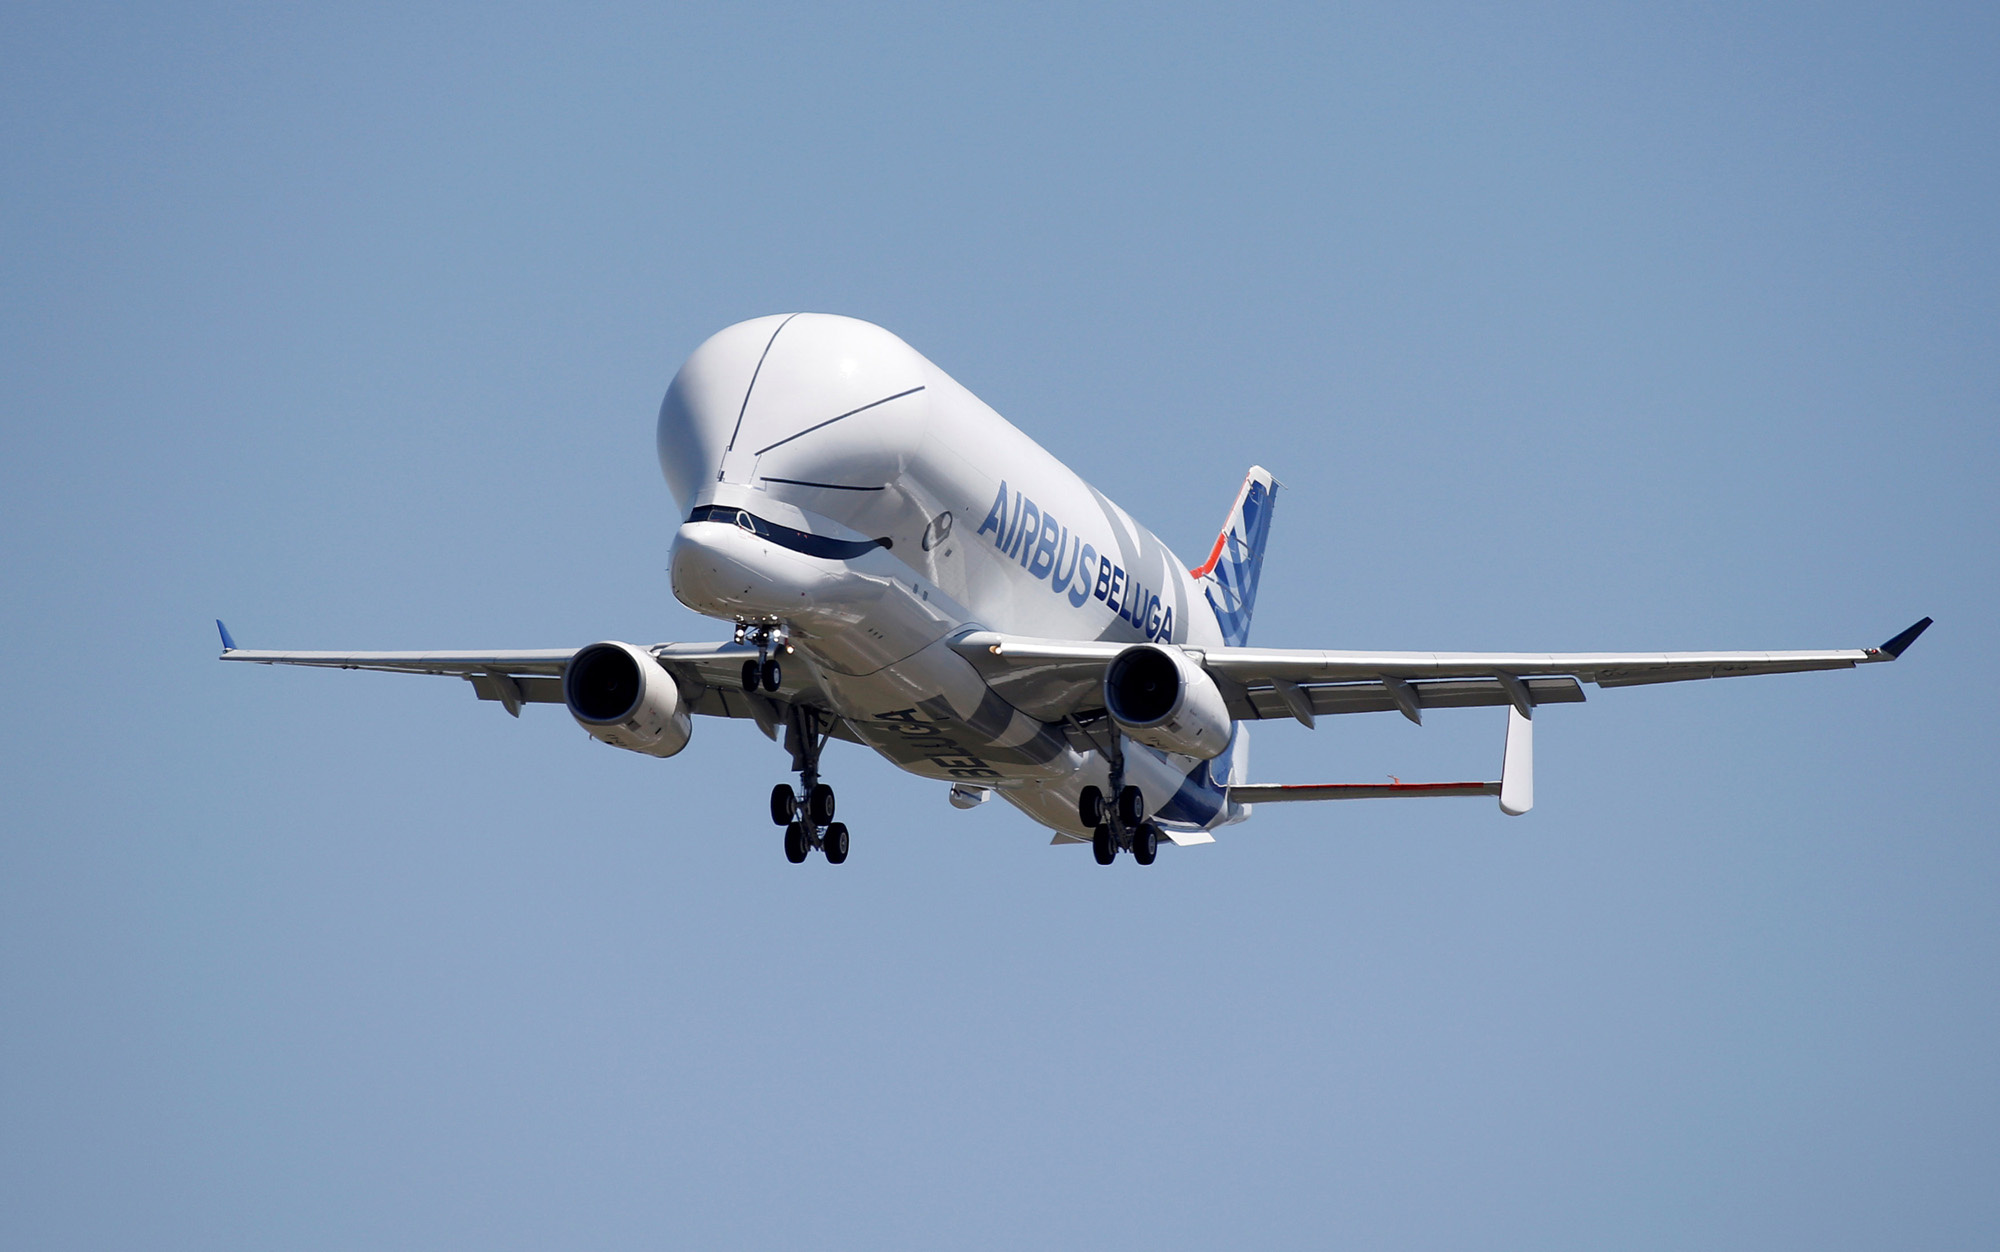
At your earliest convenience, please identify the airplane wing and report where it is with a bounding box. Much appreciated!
[214,621,838,736]
[949,617,1932,727]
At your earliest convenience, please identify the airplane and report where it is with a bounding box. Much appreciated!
[219,312,1931,866]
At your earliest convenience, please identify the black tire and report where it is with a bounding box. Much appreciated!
[769,784,796,826]
[784,822,808,863]
[1077,785,1104,828]
[1092,824,1116,865]
[823,821,849,864]
[1117,785,1146,829]
[1133,823,1158,865]
[741,659,760,692]
[761,658,783,692]
[808,783,836,825]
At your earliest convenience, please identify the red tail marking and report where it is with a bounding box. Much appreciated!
[1190,530,1229,580]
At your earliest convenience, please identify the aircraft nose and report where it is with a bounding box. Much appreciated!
[669,520,757,615]
[669,516,835,619]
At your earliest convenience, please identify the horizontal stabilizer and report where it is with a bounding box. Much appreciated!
[1228,781,1499,802]
[1228,704,1535,814]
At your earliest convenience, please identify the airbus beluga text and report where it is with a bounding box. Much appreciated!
[220,313,1930,865]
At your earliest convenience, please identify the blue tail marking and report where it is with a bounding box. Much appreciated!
[1194,467,1279,647]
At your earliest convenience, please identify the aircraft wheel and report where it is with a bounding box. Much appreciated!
[1092,824,1116,865]
[1116,786,1146,829]
[769,784,797,826]
[1132,823,1158,865]
[761,658,783,692]
[783,822,808,863]
[808,783,836,825]
[741,660,760,692]
[1077,785,1104,828]
[823,821,849,864]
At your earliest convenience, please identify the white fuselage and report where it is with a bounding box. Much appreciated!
[660,313,1247,838]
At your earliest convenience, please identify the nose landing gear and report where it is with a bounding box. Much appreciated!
[735,621,786,693]
[769,704,849,864]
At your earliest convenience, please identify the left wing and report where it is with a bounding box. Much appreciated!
[951,617,1931,726]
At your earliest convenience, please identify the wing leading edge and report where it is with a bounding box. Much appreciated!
[950,617,1931,725]
[214,621,805,727]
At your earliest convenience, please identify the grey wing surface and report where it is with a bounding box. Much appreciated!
[215,623,843,734]
[950,617,1931,726]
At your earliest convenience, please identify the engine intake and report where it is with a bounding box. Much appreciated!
[1104,643,1231,760]
[564,641,693,758]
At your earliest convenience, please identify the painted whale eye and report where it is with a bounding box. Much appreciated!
[921,511,953,552]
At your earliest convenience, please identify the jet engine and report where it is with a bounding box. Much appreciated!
[563,641,693,758]
[1103,643,1231,760]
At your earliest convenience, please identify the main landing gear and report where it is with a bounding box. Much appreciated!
[770,703,848,864]
[1078,783,1163,867]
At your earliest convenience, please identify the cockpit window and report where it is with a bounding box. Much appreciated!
[687,505,890,560]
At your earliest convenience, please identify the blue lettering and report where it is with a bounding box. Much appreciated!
[1158,604,1174,642]
[1011,497,1039,561]
[1070,544,1096,607]
[1094,557,1112,601]
[976,482,1008,541]
[1146,594,1162,638]
[1108,565,1126,615]
[1029,514,1060,578]
[1045,524,1074,589]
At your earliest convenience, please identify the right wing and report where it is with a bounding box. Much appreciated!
[215,622,848,738]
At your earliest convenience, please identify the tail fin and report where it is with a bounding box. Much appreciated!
[1192,466,1279,647]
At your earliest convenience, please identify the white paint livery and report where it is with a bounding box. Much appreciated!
[219,313,1930,863]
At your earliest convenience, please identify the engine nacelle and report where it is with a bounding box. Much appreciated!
[1103,643,1232,760]
[563,641,693,758]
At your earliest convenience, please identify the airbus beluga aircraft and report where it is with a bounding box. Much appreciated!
[220,313,1930,865]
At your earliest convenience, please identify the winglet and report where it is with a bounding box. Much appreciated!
[1877,617,1932,659]
[216,619,237,653]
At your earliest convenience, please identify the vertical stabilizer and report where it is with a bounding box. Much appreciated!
[1192,467,1279,646]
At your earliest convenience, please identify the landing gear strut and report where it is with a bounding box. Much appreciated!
[1075,733,1163,868]
[769,703,849,864]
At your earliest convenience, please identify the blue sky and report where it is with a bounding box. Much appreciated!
[3,4,1996,1248]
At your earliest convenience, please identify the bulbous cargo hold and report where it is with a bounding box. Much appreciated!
[1103,643,1232,760]
[563,641,693,758]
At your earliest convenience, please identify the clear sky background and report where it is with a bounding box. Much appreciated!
[3,4,1996,1248]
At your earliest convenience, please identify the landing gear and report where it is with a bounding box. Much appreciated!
[735,622,786,693]
[770,704,850,864]
[1074,724,1164,867]
[770,784,797,826]
[1116,785,1146,830]
[1131,822,1158,865]
[1078,786,1105,828]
